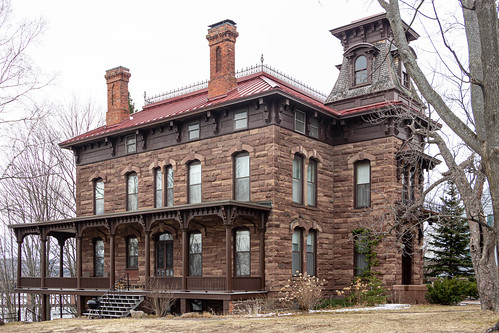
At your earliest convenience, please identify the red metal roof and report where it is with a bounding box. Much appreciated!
[60,71,339,147]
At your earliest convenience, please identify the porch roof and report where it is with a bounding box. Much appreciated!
[8,200,272,240]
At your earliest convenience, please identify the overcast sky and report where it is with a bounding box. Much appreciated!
[13,0,384,111]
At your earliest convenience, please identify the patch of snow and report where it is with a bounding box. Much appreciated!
[310,304,410,313]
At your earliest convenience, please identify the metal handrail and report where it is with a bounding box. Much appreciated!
[86,272,129,318]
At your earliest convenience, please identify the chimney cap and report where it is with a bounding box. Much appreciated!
[208,19,237,29]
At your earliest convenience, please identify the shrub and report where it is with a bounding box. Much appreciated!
[336,275,388,306]
[425,277,477,305]
[280,273,325,311]
[316,298,352,309]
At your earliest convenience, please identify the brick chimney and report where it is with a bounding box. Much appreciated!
[206,20,239,99]
[105,66,131,126]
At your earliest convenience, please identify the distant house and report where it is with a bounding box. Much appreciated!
[10,14,437,320]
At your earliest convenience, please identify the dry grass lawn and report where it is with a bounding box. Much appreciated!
[1,304,498,333]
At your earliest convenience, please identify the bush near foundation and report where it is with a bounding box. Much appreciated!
[279,273,325,311]
[425,277,478,305]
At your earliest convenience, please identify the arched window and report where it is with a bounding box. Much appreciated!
[354,160,371,208]
[354,55,368,85]
[306,230,316,276]
[234,152,250,201]
[189,231,202,276]
[215,46,222,73]
[188,161,202,204]
[292,228,303,275]
[235,229,250,276]
[126,236,138,269]
[166,165,174,207]
[94,178,104,215]
[293,155,304,204]
[127,172,138,211]
[94,238,104,277]
[156,232,173,276]
[307,159,317,207]
[154,168,163,208]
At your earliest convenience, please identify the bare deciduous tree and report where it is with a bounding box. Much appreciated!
[375,0,499,312]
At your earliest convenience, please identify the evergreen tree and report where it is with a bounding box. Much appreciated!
[128,92,136,114]
[425,182,474,279]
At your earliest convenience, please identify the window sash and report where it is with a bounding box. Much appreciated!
[127,173,138,211]
[189,163,201,204]
[356,183,371,207]
[309,117,319,138]
[126,135,136,154]
[354,232,370,276]
[293,156,303,204]
[307,161,316,207]
[354,56,368,85]
[94,239,104,277]
[188,122,200,140]
[155,169,163,208]
[165,166,174,207]
[234,110,248,130]
[189,233,202,276]
[294,111,306,134]
[292,230,302,275]
[127,237,138,268]
[306,231,316,276]
[235,154,250,201]
[95,180,104,215]
[355,161,370,208]
[235,230,250,276]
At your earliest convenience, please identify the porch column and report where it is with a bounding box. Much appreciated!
[259,227,265,290]
[41,294,49,321]
[144,230,151,289]
[40,235,47,289]
[182,228,188,290]
[225,225,233,292]
[58,239,65,278]
[16,240,22,288]
[109,233,116,288]
[76,236,82,289]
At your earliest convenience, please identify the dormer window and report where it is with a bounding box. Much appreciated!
[400,61,410,88]
[125,135,136,154]
[354,55,368,85]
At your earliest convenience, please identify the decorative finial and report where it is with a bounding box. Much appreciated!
[260,54,264,71]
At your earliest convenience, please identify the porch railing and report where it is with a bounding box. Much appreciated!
[18,277,110,289]
[149,276,263,291]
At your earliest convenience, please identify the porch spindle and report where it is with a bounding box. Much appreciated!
[110,233,115,288]
[16,240,22,288]
[182,228,188,290]
[76,236,82,289]
[145,230,151,289]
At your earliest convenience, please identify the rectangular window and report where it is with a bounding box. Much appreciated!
[409,168,415,202]
[125,135,136,154]
[154,168,163,208]
[127,172,138,211]
[355,161,370,208]
[189,232,202,276]
[294,111,306,134]
[293,155,303,204]
[94,239,104,277]
[127,236,138,269]
[235,230,250,276]
[234,110,248,130]
[354,231,370,276]
[94,179,104,215]
[292,229,302,275]
[235,153,250,201]
[307,160,317,207]
[307,231,316,276]
[188,122,200,140]
[166,166,174,207]
[309,117,319,139]
[189,161,202,204]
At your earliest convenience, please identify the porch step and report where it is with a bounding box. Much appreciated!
[84,293,144,319]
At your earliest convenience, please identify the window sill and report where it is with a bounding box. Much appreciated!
[125,268,139,271]
[291,202,319,210]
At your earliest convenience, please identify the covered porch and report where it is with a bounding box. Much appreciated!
[10,200,271,318]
